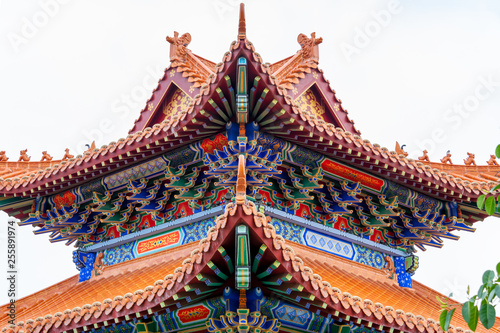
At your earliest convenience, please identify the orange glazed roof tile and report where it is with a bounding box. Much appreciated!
[0,242,197,329]
[2,198,498,333]
[421,161,500,185]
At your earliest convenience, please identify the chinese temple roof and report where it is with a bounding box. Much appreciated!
[1,5,499,333]
[1,194,498,333]
[0,6,498,217]
[0,26,499,220]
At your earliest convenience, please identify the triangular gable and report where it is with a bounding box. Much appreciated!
[130,49,215,133]
[269,51,359,134]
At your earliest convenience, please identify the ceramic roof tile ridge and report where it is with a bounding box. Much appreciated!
[0,120,170,191]
[418,159,500,188]
[1,196,499,332]
[319,127,499,196]
[267,55,294,73]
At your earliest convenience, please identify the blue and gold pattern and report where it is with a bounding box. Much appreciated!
[353,244,385,269]
[269,218,303,243]
[270,217,389,270]
[102,241,135,267]
[411,191,442,212]
[384,181,411,205]
[184,218,216,243]
[256,132,288,155]
[165,145,199,168]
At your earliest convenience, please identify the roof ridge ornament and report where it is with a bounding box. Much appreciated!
[297,32,323,63]
[166,31,192,64]
[238,3,246,40]
[18,149,30,162]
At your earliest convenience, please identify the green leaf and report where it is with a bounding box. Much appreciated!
[483,270,495,284]
[466,303,479,332]
[463,302,480,332]
[496,144,500,159]
[440,309,449,331]
[485,196,496,215]
[492,183,500,192]
[478,284,486,299]
[446,308,455,331]
[477,194,486,210]
[494,284,500,300]
[436,295,446,306]
[488,288,496,302]
[479,300,496,329]
[462,301,474,323]
[496,262,500,276]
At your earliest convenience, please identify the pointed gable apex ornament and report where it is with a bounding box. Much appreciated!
[238,3,246,40]
[166,31,192,64]
[298,32,323,62]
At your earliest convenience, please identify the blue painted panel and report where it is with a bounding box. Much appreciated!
[304,230,355,260]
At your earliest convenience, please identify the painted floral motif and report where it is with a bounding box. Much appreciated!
[184,218,216,243]
[269,218,303,243]
[289,145,322,168]
[201,133,229,154]
[103,241,135,266]
[256,132,286,155]
[163,89,192,121]
[353,244,385,269]
[53,191,76,208]
[80,179,106,200]
[294,89,325,119]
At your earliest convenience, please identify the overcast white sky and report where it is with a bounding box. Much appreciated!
[0,0,499,306]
